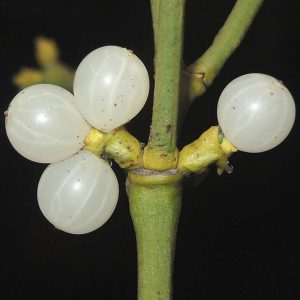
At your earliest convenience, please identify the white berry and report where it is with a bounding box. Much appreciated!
[5,84,91,163]
[73,45,149,132]
[217,73,295,153]
[37,150,119,234]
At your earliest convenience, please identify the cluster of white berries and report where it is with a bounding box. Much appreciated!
[5,46,150,234]
[5,45,295,235]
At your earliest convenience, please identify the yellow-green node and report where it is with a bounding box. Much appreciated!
[143,146,179,171]
[84,128,107,156]
[105,127,143,169]
[178,126,237,175]
[128,169,182,187]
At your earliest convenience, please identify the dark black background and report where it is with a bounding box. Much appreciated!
[0,0,299,299]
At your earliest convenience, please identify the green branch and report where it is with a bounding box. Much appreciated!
[128,170,182,300]
[127,1,264,299]
[144,0,185,171]
[150,0,160,52]
[183,0,264,103]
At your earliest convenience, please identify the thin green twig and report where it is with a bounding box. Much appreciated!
[150,0,160,52]
[184,0,264,104]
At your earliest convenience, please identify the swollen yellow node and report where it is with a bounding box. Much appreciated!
[128,169,182,186]
[220,137,238,156]
[84,128,107,155]
[84,127,142,170]
[178,126,236,175]
[143,146,178,171]
[105,127,143,169]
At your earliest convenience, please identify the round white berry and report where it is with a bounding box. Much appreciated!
[37,150,119,234]
[73,45,149,132]
[217,73,295,153]
[5,84,91,163]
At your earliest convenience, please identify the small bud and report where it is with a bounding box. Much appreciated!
[13,68,43,89]
[35,36,59,67]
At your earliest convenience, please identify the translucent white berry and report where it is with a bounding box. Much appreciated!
[73,45,149,132]
[37,150,119,234]
[217,73,295,153]
[5,84,91,163]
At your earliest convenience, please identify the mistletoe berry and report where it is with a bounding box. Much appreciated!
[73,46,150,132]
[217,73,295,153]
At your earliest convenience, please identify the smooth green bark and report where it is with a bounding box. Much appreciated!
[127,171,182,300]
[186,0,264,93]
[127,1,265,299]
[148,0,185,155]
[150,0,160,52]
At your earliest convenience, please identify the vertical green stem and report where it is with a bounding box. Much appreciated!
[128,171,182,300]
[150,0,160,52]
[145,0,185,170]
[128,1,264,299]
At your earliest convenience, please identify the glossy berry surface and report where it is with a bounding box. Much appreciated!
[73,45,149,132]
[37,150,119,234]
[217,73,295,153]
[5,84,91,163]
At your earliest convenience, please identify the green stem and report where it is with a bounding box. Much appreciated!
[127,170,182,300]
[150,0,160,52]
[128,1,263,299]
[185,0,264,100]
[146,0,185,166]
